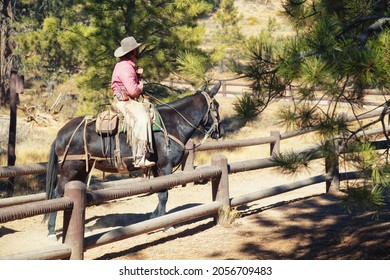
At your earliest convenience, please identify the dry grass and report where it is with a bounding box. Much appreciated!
[0,117,57,196]
[235,0,293,37]
[216,205,241,227]
[0,75,81,168]
[0,119,57,166]
[194,96,317,166]
[0,86,61,196]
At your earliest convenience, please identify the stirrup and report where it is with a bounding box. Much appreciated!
[134,158,155,168]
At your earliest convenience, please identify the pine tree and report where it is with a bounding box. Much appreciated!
[231,25,289,122]
[10,0,217,112]
[212,0,244,71]
[238,0,390,211]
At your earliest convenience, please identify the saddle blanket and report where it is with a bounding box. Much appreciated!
[95,106,162,136]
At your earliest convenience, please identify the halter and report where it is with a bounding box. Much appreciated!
[199,91,220,141]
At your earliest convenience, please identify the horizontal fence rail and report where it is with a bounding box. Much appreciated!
[0,196,72,223]
[85,201,222,250]
[0,193,45,208]
[196,135,278,151]
[4,244,72,261]
[230,173,332,207]
[86,166,221,206]
[163,79,389,99]
[0,162,47,179]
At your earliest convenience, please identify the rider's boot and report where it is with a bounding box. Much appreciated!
[134,154,155,168]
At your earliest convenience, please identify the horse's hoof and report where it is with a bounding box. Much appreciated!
[84,227,93,235]
[47,234,58,241]
[163,226,175,232]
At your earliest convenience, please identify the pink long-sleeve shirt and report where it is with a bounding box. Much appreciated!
[111,58,143,99]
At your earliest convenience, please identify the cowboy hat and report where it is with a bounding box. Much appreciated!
[114,36,143,58]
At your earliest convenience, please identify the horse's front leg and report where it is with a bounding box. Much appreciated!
[150,164,171,219]
[150,190,168,219]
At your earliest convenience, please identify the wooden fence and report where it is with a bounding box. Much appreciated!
[0,150,326,260]
[1,132,389,259]
[164,79,389,103]
[0,107,387,181]
[182,108,390,171]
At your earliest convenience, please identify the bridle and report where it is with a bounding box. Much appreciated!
[199,91,220,140]
[144,90,220,144]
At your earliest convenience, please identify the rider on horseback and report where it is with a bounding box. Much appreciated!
[111,36,155,168]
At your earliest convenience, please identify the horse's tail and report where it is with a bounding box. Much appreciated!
[45,141,58,201]
[43,141,58,222]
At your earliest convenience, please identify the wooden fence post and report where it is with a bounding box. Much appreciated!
[182,139,195,187]
[63,181,86,260]
[287,84,294,101]
[182,139,195,172]
[221,81,227,97]
[325,140,340,194]
[270,130,280,156]
[6,72,24,197]
[211,154,230,224]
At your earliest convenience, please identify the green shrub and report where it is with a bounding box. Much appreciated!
[233,94,259,122]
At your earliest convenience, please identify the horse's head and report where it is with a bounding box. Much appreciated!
[199,81,223,139]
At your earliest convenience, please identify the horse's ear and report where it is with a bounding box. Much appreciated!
[200,84,207,92]
[208,81,221,98]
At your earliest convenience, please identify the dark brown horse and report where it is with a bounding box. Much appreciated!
[45,82,222,237]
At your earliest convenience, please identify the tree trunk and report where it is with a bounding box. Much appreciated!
[6,71,23,197]
[1,0,15,106]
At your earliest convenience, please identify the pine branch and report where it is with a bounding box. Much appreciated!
[336,15,390,44]
[282,0,323,25]
[345,103,390,144]
[354,17,390,47]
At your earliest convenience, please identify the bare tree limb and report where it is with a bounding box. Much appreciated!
[354,17,390,46]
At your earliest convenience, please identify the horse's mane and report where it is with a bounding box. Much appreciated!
[156,92,200,113]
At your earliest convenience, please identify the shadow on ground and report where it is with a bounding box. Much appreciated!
[88,193,390,260]
[236,194,390,259]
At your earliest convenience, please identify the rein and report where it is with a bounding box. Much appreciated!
[143,90,219,149]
